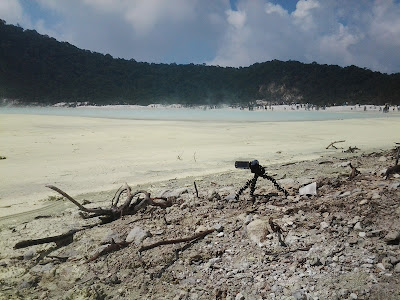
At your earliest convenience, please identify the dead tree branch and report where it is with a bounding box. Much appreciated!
[15,230,78,249]
[46,184,172,224]
[85,229,216,262]
[139,229,215,252]
[344,146,360,153]
[326,140,345,149]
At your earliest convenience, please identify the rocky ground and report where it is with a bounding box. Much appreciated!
[0,148,400,300]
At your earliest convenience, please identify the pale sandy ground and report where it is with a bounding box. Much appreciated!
[0,113,399,218]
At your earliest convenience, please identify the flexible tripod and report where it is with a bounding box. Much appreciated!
[235,160,289,201]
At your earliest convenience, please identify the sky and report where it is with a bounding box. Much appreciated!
[1,0,400,74]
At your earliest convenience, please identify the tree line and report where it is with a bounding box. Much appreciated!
[1,20,399,106]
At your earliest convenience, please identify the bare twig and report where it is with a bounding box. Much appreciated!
[326,140,345,149]
[194,181,199,198]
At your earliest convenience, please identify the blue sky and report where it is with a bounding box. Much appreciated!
[1,0,400,73]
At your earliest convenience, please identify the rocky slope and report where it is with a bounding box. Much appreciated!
[0,149,399,300]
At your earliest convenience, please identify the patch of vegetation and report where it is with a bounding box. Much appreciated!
[1,19,400,106]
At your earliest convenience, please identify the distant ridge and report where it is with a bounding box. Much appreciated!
[1,19,399,106]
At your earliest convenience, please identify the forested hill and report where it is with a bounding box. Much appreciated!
[1,20,400,106]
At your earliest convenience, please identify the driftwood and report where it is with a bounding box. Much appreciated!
[46,184,172,224]
[14,230,78,249]
[139,228,215,252]
[86,229,215,262]
[343,146,360,153]
[326,140,345,149]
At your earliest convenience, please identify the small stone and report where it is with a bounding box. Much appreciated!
[246,219,269,247]
[359,232,366,238]
[292,290,307,300]
[125,226,151,244]
[359,199,368,205]
[348,236,358,245]
[389,182,400,190]
[299,182,317,196]
[339,191,351,198]
[394,263,400,273]
[23,249,36,260]
[195,225,208,233]
[244,215,253,225]
[378,156,387,162]
[110,274,121,284]
[225,193,236,201]
[384,231,400,245]
[349,293,358,299]
[372,193,381,200]
[309,256,322,266]
[320,221,329,230]
[217,232,224,237]
[354,222,362,231]
[213,224,224,232]
[235,292,245,300]
[376,263,386,271]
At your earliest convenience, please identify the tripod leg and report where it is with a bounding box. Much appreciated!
[235,178,252,200]
[261,174,289,197]
[250,174,259,203]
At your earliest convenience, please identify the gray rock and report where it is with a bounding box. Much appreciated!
[235,293,245,300]
[125,226,151,244]
[246,219,269,247]
[320,221,329,230]
[292,290,307,300]
[384,231,400,245]
[394,263,400,273]
[309,256,322,266]
[353,222,362,231]
[213,223,224,232]
[23,249,36,260]
[378,156,387,162]
[349,293,358,299]
[225,193,237,201]
[339,191,351,198]
[244,214,254,225]
[389,182,400,190]
[102,230,123,244]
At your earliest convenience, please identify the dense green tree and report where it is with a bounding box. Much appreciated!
[0,20,399,106]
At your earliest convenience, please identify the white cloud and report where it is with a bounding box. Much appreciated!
[226,9,246,29]
[2,0,400,73]
[265,3,287,16]
[0,0,27,26]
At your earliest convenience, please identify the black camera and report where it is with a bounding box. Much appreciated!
[235,160,265,176]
